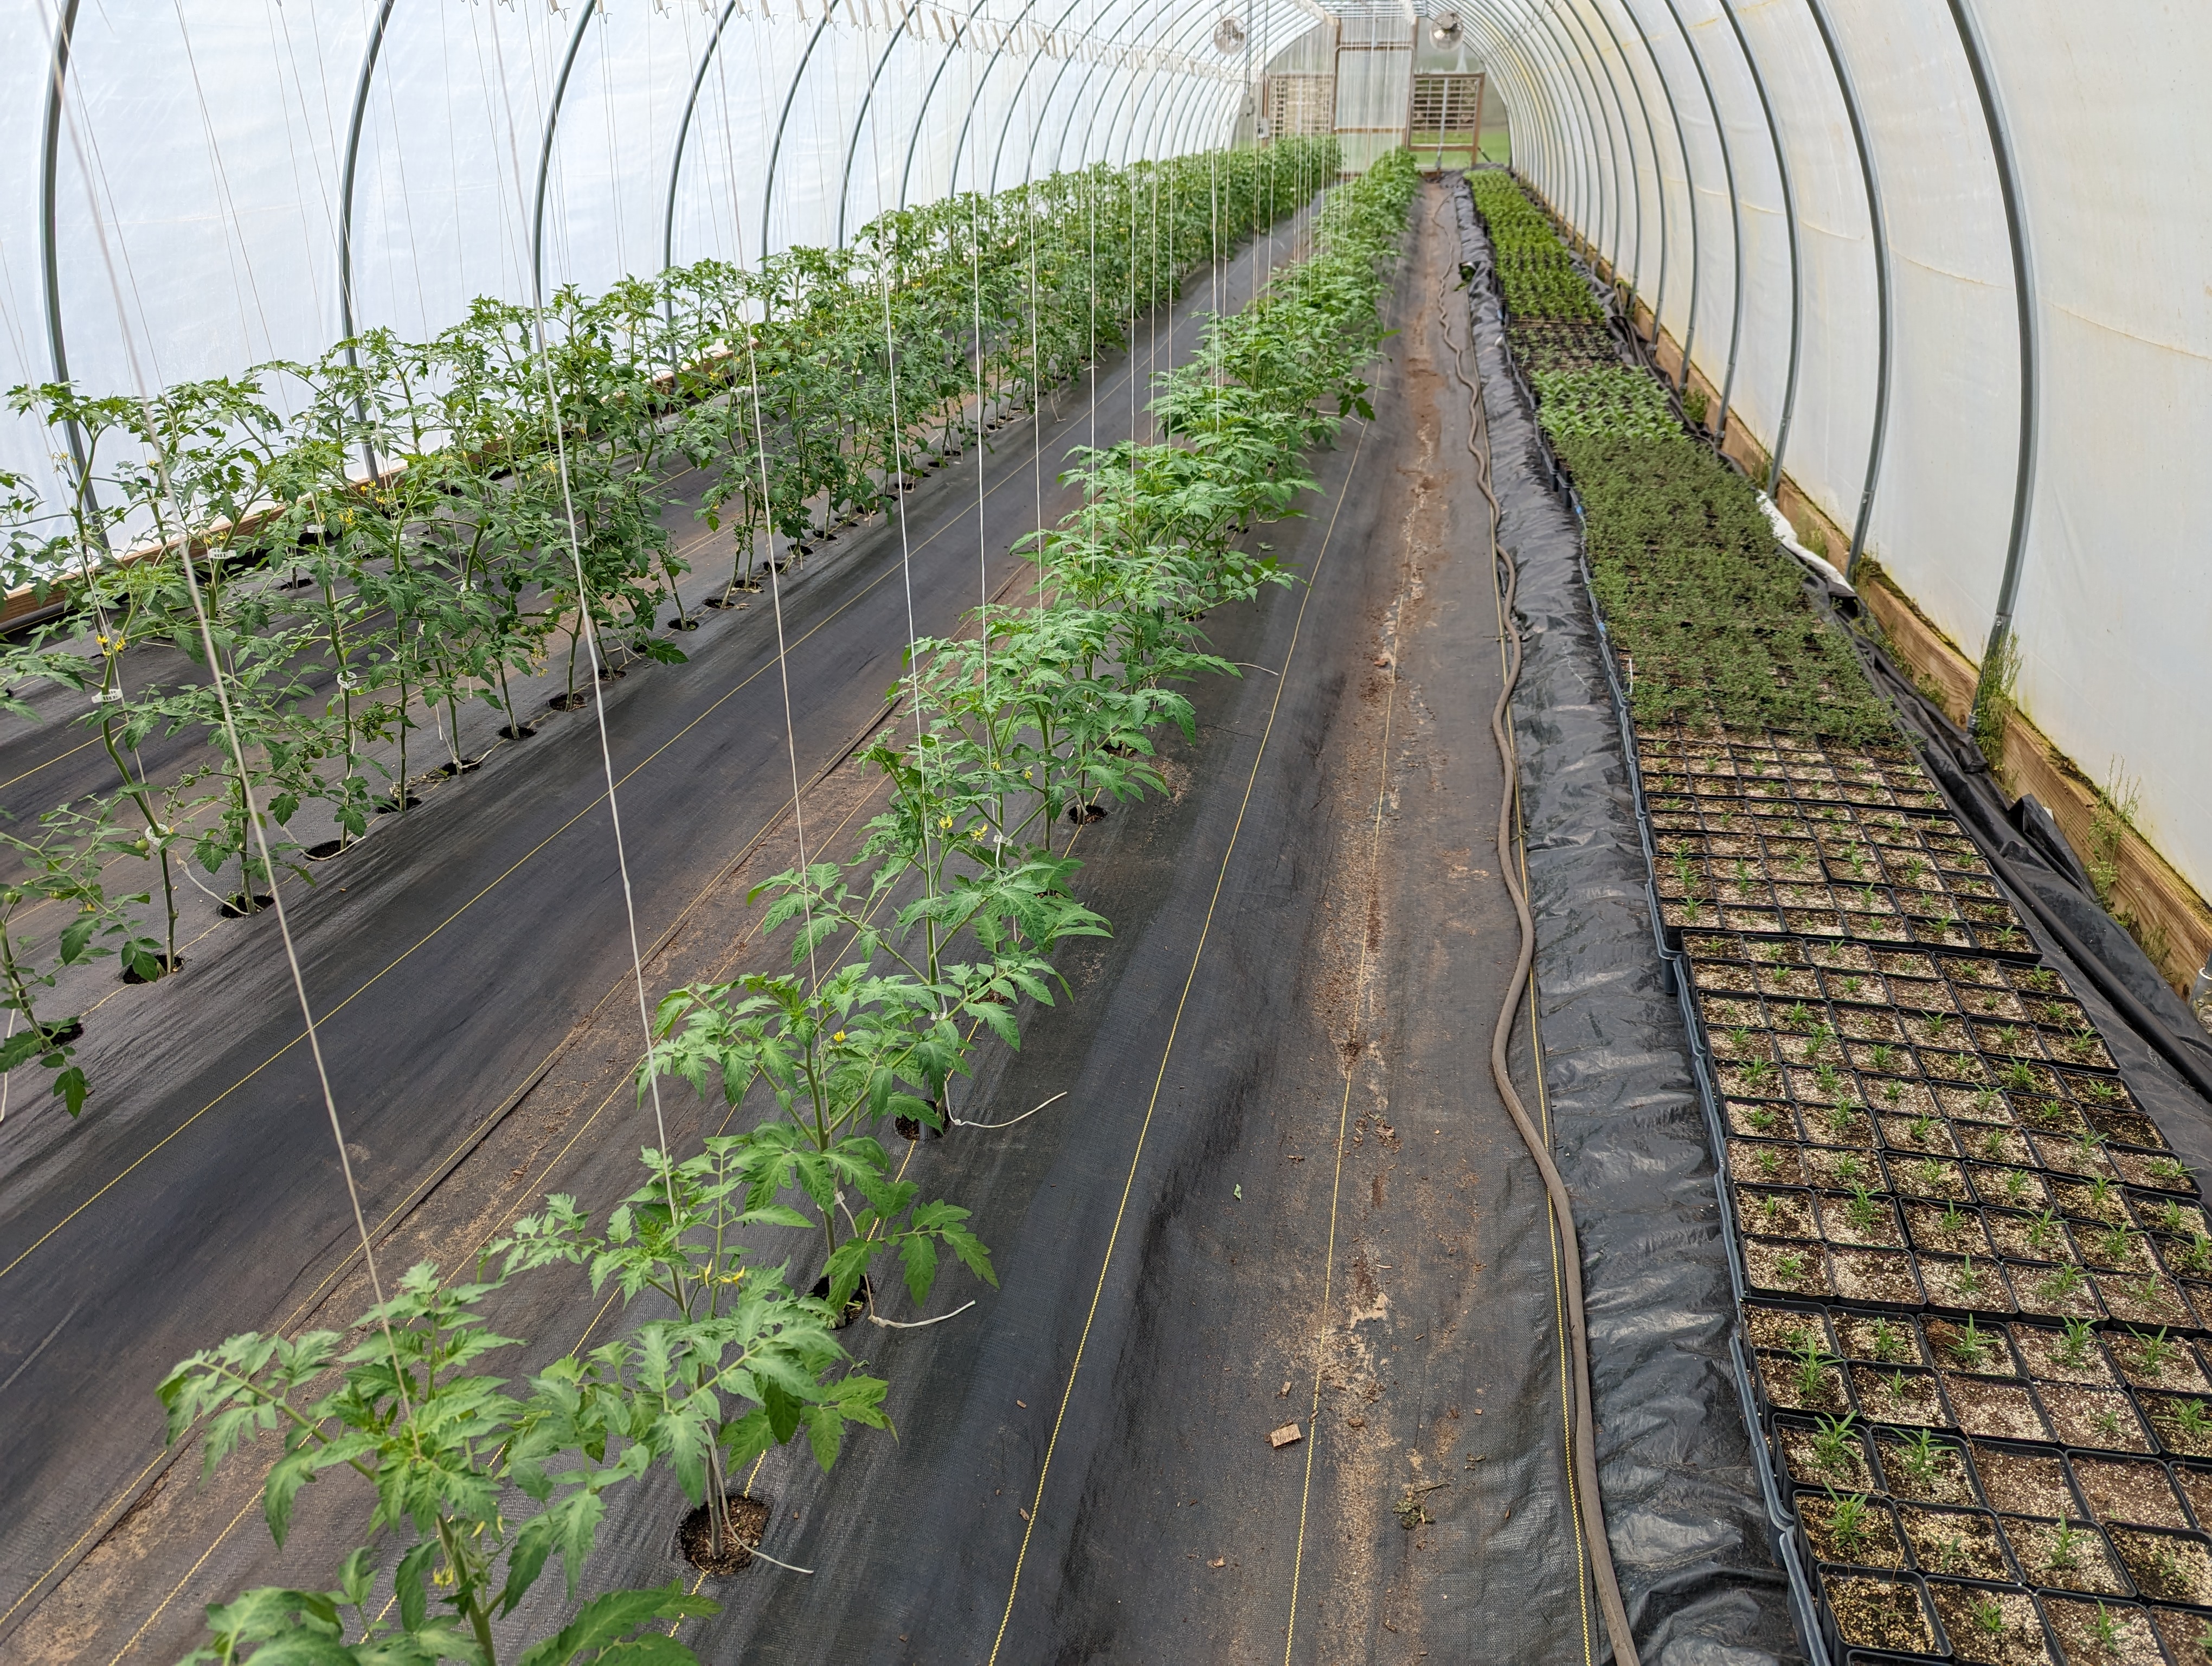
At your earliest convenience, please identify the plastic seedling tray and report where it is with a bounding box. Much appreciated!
[1922,1577,2060,1664]
[1906,1505,2026,1584]
[2147,1605,2212,1666]
[1927,1317,2025,1379]
[2001,1515,2136,1601]
[1856,1362,1958,1430]
[1750,1235,1841,1299]
[1798,1488,1914,1572]
[2138,1394,2212,1462]
[1838,1247,1935,1308]
[2038,1381,2159,1454]
[1822,1189,1911,1251]
[2012,1321,2122,1389]
[2037,1594,2169,1666]
[1944,1373,2057,1443]
[2092,1273,2198,1334]
[1842,1311,1937,1368]
[1875,1426,1984,1509]
[1816,1566,1949,1661]
[1758,1346,1860,1419]
[1777,1409,1883,1496]
[2166,1463,2212,1535]
[2070,1455,2194,1532]
[2106,1526,2212,1610]
[2106,1334,2212,1399]
[1911,1202,2001,1261]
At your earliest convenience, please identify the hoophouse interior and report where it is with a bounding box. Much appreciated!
[2,3,2211,1664]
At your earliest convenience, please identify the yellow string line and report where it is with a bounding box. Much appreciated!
[1281,479,1403,1666]
[985,416,1373,1666]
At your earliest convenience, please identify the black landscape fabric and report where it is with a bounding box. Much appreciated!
[1451,173,1805,1666]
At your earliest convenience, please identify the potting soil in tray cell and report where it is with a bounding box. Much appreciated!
[2088,1273,2199,1335]
[1902,1504,2024,1584]
[1924,1578,2060,1665]
[1926,1318,2025,1377]
[2040,1381,2157,1453]
[2148,1604,2212,1665]
[1971,1444,2084,1520]
[2169,1466,2212,1535]
[1999,1517,2134,1600]
[1877,1428,1983,1508]
[1823,1189,1911,1251]
[2072,1457,2194,1531]
[1758,1345,1857,1417]
[2106,1526,2212,1609]
[2104,1332,2212,1399]
[1941,1375,2054,1441]
[1816,1567,1949,1658]
[1910,1202,2000,1260]
[1799,1490,1914,1571]
[2043,1597,2173,1666]
[1839,1248,1934,1306]
[1747,1235,1840,1298]
[1776,1410,1883,1495]
[2007,1261,2107,1325]
[2138,1394,2212,1462]
[1921,1257,2024,1317]
[1738,1184,1823,1241]
[1855,1362,1956,1429]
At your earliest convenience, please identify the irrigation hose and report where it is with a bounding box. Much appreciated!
[1432,180,1642,1666]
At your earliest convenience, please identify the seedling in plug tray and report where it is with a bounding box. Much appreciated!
[2041,1596,2164,1666]
[1800,1486,1906,1568]
[1778,1411,1876,1492]
[1853,1362,1950,1428]
[2107,1525,2212,1606]
[2011,1319,2114,1386]
[1902,1506,2017,1582]
[1818,1569,1941,1657]
[2038,1383,2152,1453]
[2070,1456,2190,1530]
[1880,1426,1977,1505]
[2005,1517,2130,1598]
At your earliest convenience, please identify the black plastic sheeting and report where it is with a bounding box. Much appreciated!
[1450,176,1805,1664]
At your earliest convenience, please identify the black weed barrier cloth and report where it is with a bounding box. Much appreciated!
[1450,174,1806,1666]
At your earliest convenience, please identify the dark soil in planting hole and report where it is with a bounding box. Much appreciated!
[2005,1517,2131,1596]
[1799,1490,1906,1568]
[118,956,181,985]
[807,1273,872,1330]
[1929,1580,2058,1666]
[2109,1527,2212,1605]
[219,893,274,918]
[2072,1458,2189,1530]
[433,759,483,777]
[1945,1375,2053,1441]
[546,693,591,712]
[498,721,538,740]
[596,667,626,683]
[1974,1446,2080,1518]
[1901,1504,2015,1580]
[373,795,423,815]
[1823,1572,1939,1655]
[2040,1383,2154,1452]
[2040,1597,2165,1666]
[1876,1431,1978,1505]
[678,1492,771,1574]
[667,616,700,631]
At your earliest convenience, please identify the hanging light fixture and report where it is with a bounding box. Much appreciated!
[1214,14,1246,53]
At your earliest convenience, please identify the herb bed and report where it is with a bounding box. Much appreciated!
[1468,168,2212,1666]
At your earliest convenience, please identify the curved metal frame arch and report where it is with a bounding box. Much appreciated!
[1048,3,1169,180]
[1714,0,1803,495]
[530,2,599,306]
[1531,0,1634,278]
[337,0,403,479]
[1119,7,1231,167]
[1099,0,1205,168]
[1945,0,2039,689]
[1465,4,1583,233]
[762,16,838,258]
[39,0,97,521]
[987,0,1101,193]
[1535,0,1640,288]
[1502,0,1611,268]
[1506,2,1599,242]
[1548,0,1669,348]
[1801,0,1892,579]
[1522,1,1628,273]
[1602,0,1700,393]
[1653,0,1745,439]
[898,0,1008,211]
[946,0,1057,196]
[1461,12,1568,208]
[1073,0,1181,173]
[663,1,746,275]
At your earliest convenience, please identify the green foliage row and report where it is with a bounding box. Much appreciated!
[1468,172,1602,323]
[157,147,1419,1666]
[1478,175,1893,741]
[0,139,1340,1119]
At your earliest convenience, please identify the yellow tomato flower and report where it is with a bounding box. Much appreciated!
[832,1030,847,1042]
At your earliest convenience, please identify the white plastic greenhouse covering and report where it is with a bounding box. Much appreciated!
[3,0,2207,904]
